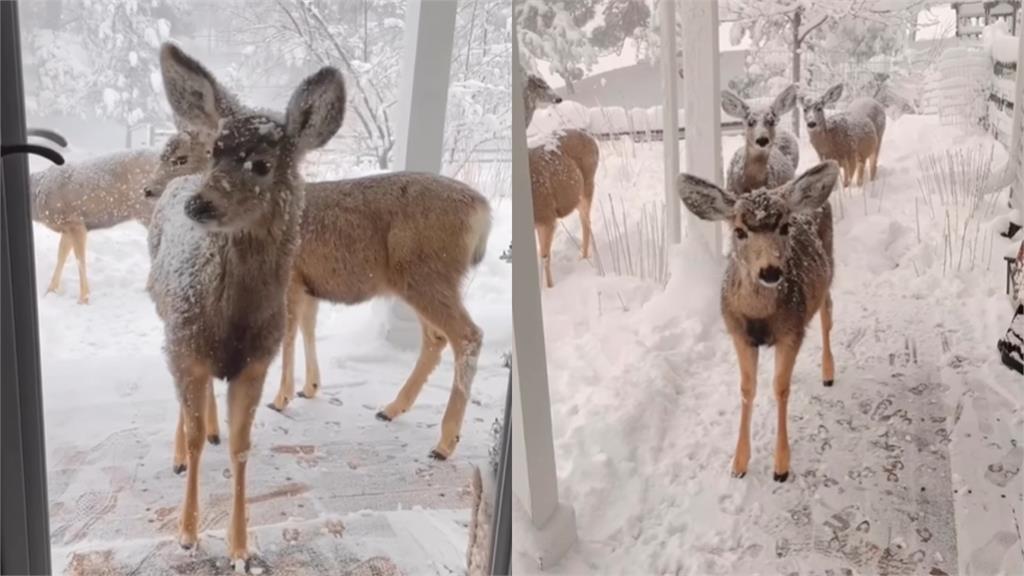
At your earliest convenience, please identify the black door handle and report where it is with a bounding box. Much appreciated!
[1,143,65,165]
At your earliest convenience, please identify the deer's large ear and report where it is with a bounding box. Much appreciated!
[677,173,737,221]
[285,66,347,154]
[821,83,844,105]
[721,90,750,119]
[772,84,798,116]
[784,161,839,213]
[159,43,237,133]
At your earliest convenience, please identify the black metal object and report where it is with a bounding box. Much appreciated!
[1,1,55,574]
[488,371,512,575]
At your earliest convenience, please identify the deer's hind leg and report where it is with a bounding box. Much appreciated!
[377,314,448,422]
[402,281,482,460]
[297,295,322,400]
[578,197,593,260]
[536,221,556,288]
[68,224,89,304]
[46,232,72,295]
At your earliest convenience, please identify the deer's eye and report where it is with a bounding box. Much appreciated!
[171,156,188,167]
[765,116,775,127]
[747,118,756,127]
[779,223,790,236]
[735,228,748,240]
[247,159,271,176]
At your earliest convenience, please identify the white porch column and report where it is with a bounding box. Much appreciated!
[511,27,577,569]
[1013,23,1024,227]
[681,0,724,255]
[377,0,459,349]
[661,0,681,245]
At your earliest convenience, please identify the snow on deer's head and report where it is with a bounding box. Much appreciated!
[158,42,346,232]
[677,161,839,288]
[802,83,843,133]
[722,85,798,158]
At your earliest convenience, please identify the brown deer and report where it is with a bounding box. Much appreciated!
[146,136,491,462]
[523,73,599,288]
[677,161,840,482]
[721,85,800,196]
[146,43,346,565]
[30,149,160,303]
[802,84,881,188]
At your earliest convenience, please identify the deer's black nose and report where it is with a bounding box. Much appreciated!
[806,121,817,129]
[755,137,770,147]
[143,186,154,198]
[185,196,218,223]
[554,96,563,103]
[758,266,783,286]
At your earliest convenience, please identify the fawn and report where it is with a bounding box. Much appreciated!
[721,85,800,196]
[802,84,883,188]
[522,73,599,288]
[31,149,159,303]
[677,161,840,482]
[146,43,345,565]
[146,136,491,461]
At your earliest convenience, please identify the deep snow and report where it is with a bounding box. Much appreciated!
[516,115,1023,575]
[32,151,511,574]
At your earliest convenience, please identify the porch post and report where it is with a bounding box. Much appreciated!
[511,22,577,569]
[681,0,724,255]
[662,0,681,245]
[379,0,458,349]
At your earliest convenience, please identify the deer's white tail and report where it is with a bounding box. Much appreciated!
[467,202,491,267]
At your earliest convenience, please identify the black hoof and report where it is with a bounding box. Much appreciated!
[297,391,308,399]
[375,411,392,422]
[173,463,186,475]
[180,541,194,551]
[732,471,746,479]
[429,449,448,461]
[266,402,284,413]
[774,471,789,483]
[207,434,220,445]
[823,379,834,388]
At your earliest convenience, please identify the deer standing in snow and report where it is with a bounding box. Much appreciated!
[677,161,840,482]
[30,149,159,303]
[721,85,800,196]
[523,72,600,288]
[802,83,884,188]
[147,129,491,461]
[146,43,345,565]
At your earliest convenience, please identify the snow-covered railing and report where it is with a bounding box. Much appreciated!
[529,100,747,142]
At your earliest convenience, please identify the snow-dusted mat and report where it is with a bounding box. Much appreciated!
[517,115,1023,575]
[34,174,510,574]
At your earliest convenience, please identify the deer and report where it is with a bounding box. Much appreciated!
[145,138,491,463]
[721,85,800,196]
[522,72,600,288]
[146,42,346,566]
[801,83,881,188]
[30,149,160,303]
[677,160,840,482]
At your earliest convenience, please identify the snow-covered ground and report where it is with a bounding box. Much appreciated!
[33,154,511,574]
[517,115,1023,575]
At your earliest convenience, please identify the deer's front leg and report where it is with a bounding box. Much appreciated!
[227,359,269,565]
[175,360,212,549]
[772,338,802,482]
[731,334,759,478]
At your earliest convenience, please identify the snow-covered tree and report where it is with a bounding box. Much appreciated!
[234,0,404,169]
[517,0,599,93]
[444,0,512,177]
[25,0,188,141]
[591,0,652,56]
[724,0,925,135]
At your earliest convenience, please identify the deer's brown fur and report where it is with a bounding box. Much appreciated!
[677,161,840,482]
[803,84,881,188]
[149,132,491,460]
[147,43,346,564]
[30,149,159,303]
[523,73,600,287]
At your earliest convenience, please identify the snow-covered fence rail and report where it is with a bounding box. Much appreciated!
[530,101,747,142]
